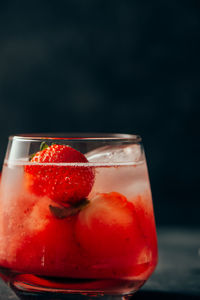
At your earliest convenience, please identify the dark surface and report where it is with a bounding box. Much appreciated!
[0,228,199,299]
[0,1,200,227]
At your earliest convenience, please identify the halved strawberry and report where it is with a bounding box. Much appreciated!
[25,144,94,206]
[75,192,146,265]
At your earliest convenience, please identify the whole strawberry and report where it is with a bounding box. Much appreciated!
[25,144,94,206]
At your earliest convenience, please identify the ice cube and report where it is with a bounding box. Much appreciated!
[86,144,142,163]
[88,161,150,200]
[86,145,151,204]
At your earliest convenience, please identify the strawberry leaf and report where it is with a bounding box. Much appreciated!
[40,142,49,151]
[49,198,90,219]
[29,142,49,161]
[29,152,36,161]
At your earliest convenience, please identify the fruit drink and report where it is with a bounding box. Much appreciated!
[0,136,157,296]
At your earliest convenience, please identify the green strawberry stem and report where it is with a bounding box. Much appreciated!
[29,142,49,161]
[29,152,36,161]
[40,141,49,151]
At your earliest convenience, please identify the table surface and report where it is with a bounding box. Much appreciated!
[0,228,199,299]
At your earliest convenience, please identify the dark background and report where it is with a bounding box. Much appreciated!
[0,1,199,226]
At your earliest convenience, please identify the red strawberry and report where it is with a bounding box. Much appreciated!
[75,192,147,271]
[3,196,81,277]
[25,144,94,206]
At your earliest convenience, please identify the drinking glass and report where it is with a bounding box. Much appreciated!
[0,133,158,299]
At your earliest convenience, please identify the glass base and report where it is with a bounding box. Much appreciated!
[13,288,133,300]
[0,267,143,299]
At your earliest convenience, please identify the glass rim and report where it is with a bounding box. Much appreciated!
[9,133,142,143]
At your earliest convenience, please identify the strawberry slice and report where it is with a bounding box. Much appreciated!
[25,144,94,206]
[75,192,146,265]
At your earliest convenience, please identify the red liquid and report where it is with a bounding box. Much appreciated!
[0,163,158,296]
